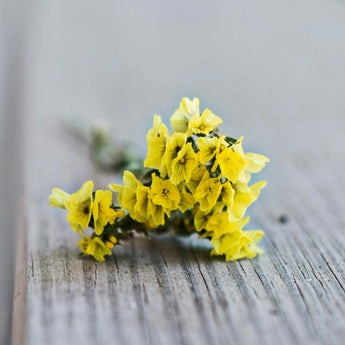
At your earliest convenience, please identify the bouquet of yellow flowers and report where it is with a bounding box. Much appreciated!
[50,97,269,262]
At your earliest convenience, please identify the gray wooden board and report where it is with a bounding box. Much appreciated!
[1,1,27,344]
[11,0,345,344]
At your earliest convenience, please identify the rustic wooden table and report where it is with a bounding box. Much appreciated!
[4,1,345,344]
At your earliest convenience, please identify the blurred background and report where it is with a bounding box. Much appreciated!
[1,0,345,343]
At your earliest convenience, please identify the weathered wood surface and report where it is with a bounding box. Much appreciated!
[1,1,26,344]
[12,0,345,344]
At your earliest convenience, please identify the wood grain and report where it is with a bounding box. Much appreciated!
[11,0,345,344]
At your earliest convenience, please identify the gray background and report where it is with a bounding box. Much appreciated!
[1,0,345,344]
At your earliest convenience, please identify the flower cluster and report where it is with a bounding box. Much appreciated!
[50,97,269,262]
[50,181,124,261]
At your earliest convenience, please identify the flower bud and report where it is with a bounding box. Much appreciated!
[105,241,115,249]
[109,235,117,244]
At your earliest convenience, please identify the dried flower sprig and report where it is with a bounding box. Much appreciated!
[50,97,269,262]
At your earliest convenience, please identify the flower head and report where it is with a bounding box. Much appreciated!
[194,176,222,213]
[218,148,246,184]
[244,153,270,174]
[49,188,71,209]
[77,236,112,262]
[109,171,148,222]
[151,174,181,211]
[211,230,264,261]
[220,181,234,208]
[133,185,151,222]
[92,190,124,235]
[186,163,206,193]
[66,181,94,233]
[147,198,166,227]
[228,137,270,184]
[170,143,198,185]
[170,97,199,133]
[177,183,195,212]
[193,207,211,232]
[206,212,249,239]
[163,133,187,176]
[188,109,222,135]
[144,115,169,173]
[231,181,267,219]
[197,137,221,164]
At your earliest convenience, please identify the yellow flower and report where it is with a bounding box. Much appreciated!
[77,235,113,261]
[144,115,169,173]
[109,171,149,222]
[206,212,249,239]
[133,185,151,222]
[88,236,112,262]
[220,181,234,208]
[211,230,243,256]
[231,181,267,219]
[211,230,264,261]
[151,174,181,211]
[147,200,166,227]
[186,163,206,193]
[49,188,71,209]
[177,183,195,212]
[205,211,230,236]
[77,235,90,255]
[111,172,170,227]
[170,143,198,185]
[144,218,156,229]
[218,148,246,183]
[105,240,115,249]
[66,181,94,233]
[92,190,124,236]
[238,152,270,184]
[197,137,218,164]
[170,97,200,133]
[188,109,222,135]
[109,235,117,244]
[244,153,270,173]
[230,137,269,184]
[233,230,264,260]
[104,235,118,250]
[193,207,211,232]
[194,176,222,213]
[163,132,187,176]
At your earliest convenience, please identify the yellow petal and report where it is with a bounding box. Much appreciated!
[245,153,270,173]
[49,188,70,209]
[178,184,195,212]
[74,180,94,204]
[218,149,246,184]
[163,133,187,176]
[188,109,222,135]
[148,201,165,227]
[77,235,91,255]
[134,186,151,222]
[170,97,199,132]
[86,237,112,262]
[93,190,117,235]
[170,143,198,184]
[144,115,169,170]
[66,181,94,231]
[231,181,267,219]
[197,137,220,164]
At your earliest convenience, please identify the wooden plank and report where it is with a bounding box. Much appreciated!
[12,0,345,344]
[1,1,28,343]
[12,206,27,345]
